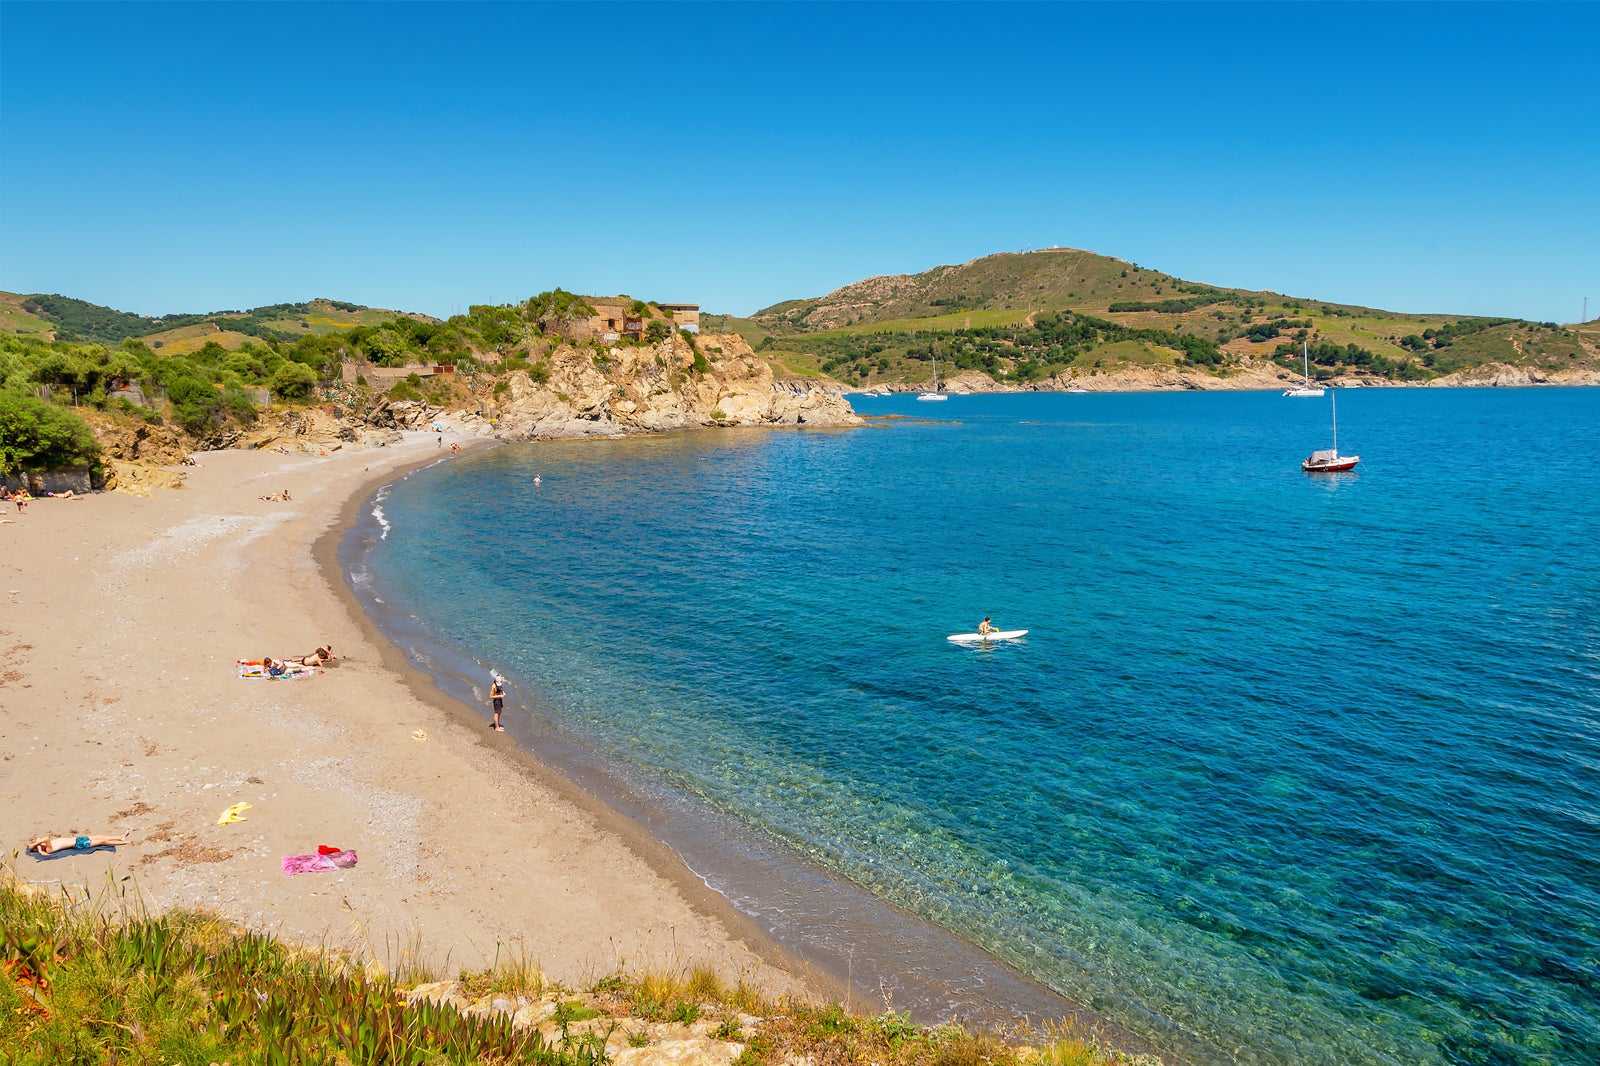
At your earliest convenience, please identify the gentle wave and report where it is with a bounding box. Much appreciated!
[371,485,392,540]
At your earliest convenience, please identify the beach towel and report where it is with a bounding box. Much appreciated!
[281,850,358,877]
[29,845,119,861]
[237,662,322,680]
[216,802,251,825]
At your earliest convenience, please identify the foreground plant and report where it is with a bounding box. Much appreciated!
[0,878,602,1065]
[0,875,1140,1066]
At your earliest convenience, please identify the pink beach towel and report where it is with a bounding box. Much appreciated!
[281,850,358,877]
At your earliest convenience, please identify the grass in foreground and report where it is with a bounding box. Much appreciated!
[0,875,1153,1066]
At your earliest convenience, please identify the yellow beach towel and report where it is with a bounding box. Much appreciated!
[217,802,252,825]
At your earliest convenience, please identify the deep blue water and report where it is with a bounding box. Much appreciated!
[354,390,1599,1066]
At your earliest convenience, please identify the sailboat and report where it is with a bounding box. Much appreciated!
[1301,388,1359,472]
[917,342,948,402]
[1283,340,1325,397]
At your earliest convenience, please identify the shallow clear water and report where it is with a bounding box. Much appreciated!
[356,390,1599,1065]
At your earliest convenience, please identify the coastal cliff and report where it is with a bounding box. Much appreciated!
[487,332,861,439]
[67,332,860,489]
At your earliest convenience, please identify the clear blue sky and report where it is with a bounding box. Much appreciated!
[2,1,1595,323]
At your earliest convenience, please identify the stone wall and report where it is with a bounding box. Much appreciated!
[3,468,95,494]
[341,362,455,386]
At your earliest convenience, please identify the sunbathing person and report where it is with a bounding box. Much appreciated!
[239,655,316,677]
[28,833,132,855]
[290,645,335,667]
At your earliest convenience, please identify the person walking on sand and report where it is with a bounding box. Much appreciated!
[488,675,506,731]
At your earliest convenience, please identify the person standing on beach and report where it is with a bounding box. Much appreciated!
[489,676,506,731]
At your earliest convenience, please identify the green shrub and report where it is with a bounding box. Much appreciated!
[270,360,317,400]
[0,391,101,474]
[388,379,423,402]
[166,375,226,436]
[224,389,261,423]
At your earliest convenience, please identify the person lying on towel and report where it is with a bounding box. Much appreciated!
[28,833,131,855]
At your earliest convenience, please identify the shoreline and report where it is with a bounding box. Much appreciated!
[331,445,1174,1056]
[312,446,840,997]
[850,374,1600,397]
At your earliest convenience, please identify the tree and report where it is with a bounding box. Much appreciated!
[364,329,410,367]
[271,361,317,400]
[0,392,101,473]
[522,289,596,330]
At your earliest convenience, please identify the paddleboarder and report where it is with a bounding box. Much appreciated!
[979,617,996,636]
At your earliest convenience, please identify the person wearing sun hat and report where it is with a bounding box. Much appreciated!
[489,672,506,731]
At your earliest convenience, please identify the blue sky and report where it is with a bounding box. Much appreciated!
[2,1,1595,323]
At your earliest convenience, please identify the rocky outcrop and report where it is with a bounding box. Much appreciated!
[1430,363,1600,388]
[904,357,1600,394]
[89,417,194,466]
[1050,360,1294,392]
[402,978,753,1066]
[101,460,186,496]
[490,333,862,440]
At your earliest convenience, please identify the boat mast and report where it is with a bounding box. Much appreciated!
[1332,389,1339,454]
[1304,340,1312,386]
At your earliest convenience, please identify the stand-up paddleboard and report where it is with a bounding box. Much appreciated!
[947,629,1028,643]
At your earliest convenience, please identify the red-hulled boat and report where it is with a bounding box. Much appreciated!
[1302,389,1360,472]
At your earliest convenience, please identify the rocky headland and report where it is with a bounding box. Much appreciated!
[70,332,860,492]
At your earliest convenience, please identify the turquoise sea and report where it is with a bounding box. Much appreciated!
[346,389,1599,1066]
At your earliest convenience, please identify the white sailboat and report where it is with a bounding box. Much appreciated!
[918,343,948,402]
[1283,340,1325,397]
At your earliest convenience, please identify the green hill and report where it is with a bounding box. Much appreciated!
[0,293,425,348]
[730,248,1598,388]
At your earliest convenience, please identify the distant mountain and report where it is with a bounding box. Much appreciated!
[726,249,1598,389]
[750,248,1239,330]
[0,292,431,350]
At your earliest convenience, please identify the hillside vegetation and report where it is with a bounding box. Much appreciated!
[1,877,1141,1066]
[729,249,1598,389]
[0,289,842,478]
[4,293,419,347]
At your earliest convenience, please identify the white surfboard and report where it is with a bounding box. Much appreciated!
[947,629,1029,643]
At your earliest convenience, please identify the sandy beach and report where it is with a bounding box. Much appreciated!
[0,435,819,997]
